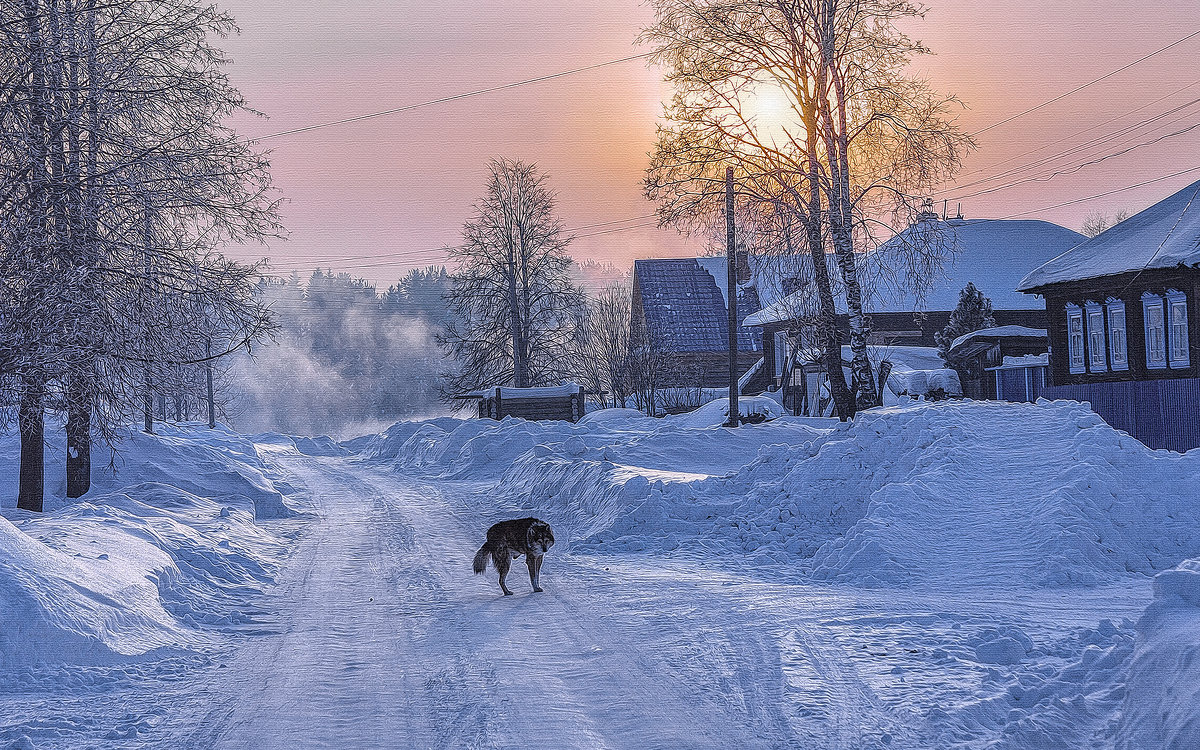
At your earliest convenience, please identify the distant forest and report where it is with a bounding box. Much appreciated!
[228,259,628,437]
[228,267,454,437]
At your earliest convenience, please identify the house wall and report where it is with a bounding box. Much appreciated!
[1036,268,1200,386]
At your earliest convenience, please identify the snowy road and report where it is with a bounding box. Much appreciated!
[0,443,1152,750]
[181,453,804,749]
[162,451,1140,750]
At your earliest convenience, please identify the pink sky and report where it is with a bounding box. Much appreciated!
[217,0,1200,288]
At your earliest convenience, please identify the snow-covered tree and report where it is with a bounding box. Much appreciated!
[440,159,584,394]
[935,282,997,365]
[0,0,280,509]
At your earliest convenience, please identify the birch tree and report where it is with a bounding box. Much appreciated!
[643,0,971,415]
[440,159,584,394]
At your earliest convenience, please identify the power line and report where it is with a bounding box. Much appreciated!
[279,214,659,266]
[264,217,664,275]
[970,28,1200,137]
[948,77,1200,185]
[249,52,654,143]
[994,165,1200,219]
[942,96,1200,198]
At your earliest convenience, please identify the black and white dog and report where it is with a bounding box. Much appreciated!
[472,518,555,596]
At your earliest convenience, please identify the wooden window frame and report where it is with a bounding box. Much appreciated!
[1105,298,1128,372]
[1065,303,1085,374]
[1142,292,1167,370]
[1084,300,1107,373]
[1166,289,1190,369]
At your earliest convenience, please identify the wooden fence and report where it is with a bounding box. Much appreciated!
[1043,378,1200,452]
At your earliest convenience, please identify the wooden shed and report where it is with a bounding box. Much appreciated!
[456,383,586,423]
[946,325,1049,400]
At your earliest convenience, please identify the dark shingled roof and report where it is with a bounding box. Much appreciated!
[634,258,763,353]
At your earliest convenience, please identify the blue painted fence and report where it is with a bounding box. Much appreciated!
[1042,377,1200,452]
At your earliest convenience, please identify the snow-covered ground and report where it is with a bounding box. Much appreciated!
[1,397,1199,748]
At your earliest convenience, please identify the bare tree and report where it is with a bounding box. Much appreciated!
[440,159,584,394]
[0,0,280,509]
[1081,208,1131,238]
[642,0,971,416]
[571,285,634,408]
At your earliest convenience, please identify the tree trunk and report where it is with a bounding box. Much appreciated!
[143,369,154,433]
[18,380,45,512]
[207,340,216,428]
[824,19,878,412]
[66,375,92,498]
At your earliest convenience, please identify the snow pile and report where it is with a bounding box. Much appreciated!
[664,395,786,428]
[465,398,1200,589]
[1115,561,1200,749]
[365,401,822,481]
[886,367,963,399]
[0,424,297,668]
[801,401,1200,586]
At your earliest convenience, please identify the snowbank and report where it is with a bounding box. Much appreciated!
[392,398,1200,592]
[0,424,297,668]
[1115,561,1200,749]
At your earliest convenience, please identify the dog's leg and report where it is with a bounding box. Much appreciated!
[530,554,544,592]
[526,554,543,593]
[495,551,514,596]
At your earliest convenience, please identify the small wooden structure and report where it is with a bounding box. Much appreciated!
[455,383,586,423]
[947,325,1049,400]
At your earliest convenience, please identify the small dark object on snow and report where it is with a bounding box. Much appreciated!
[472,517,555,596]
[740,411,771,425]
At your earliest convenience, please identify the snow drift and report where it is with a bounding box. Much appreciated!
[1115,560,1200,750]
[373,398,1200,590]
[0,424,297,668]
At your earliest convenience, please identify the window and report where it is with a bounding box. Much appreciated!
[774,330,788,378]
[1106,298,1128,371]
[1143,293,1167,370]
[1167,289,1190,368]
[1085,301,1107,372]
[1066,303,1085,374]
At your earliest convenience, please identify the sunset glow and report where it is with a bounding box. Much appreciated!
[211,0,1200,283]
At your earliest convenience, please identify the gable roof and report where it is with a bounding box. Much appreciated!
[743,218,1083,327]
[1017,179,1200,291]
[873,218,1086,310]
[634,258,762,353]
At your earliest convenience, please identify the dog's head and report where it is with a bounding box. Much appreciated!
[526,520,555,556]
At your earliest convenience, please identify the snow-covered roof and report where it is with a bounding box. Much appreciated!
[743,219,1084,327]
[987,353,1049,370]
[1017,178,1200,291]
[949,325,1048,353]
[873,218,1085,310]
[459,383,582,399]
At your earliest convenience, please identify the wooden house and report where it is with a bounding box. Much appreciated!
[1017,178,1200,451]
[745,218,1084,392]
[455,384,586,422]
[631,257,776,391]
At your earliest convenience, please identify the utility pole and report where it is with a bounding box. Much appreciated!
[725,166,738,428]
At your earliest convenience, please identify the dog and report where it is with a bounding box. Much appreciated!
[472,517,555,596]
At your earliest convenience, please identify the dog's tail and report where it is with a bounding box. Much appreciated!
[472,542,492,574]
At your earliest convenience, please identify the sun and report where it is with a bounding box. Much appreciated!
[744,83,799,144]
